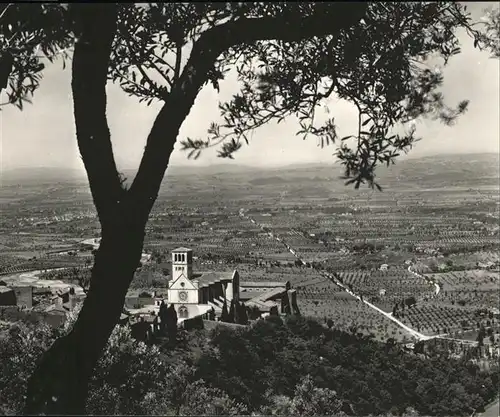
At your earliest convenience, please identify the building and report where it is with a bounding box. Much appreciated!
[125,290,161,310]
[43,305,69,328]
[166,247,297,323]
[167,248,240,321]
[0,285,33,308]
[0,287,16,306]
[50,287,82,312]
[240,281,300,316]
[240,281,287,313]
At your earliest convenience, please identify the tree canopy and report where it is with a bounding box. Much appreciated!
[2,315,498,416]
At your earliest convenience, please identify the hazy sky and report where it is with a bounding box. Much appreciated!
[1,2,499,173]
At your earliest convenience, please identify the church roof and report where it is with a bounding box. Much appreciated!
[196,271,235,288]
[250,287,286,303]
[244,287,287,308]
[169,274,198,290]
[172,247,192,252]
[240,281,288,288]
[239,290,263,301]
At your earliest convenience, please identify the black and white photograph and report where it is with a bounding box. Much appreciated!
[0,2,499,416]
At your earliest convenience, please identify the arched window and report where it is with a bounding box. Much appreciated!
[178,306,188,318]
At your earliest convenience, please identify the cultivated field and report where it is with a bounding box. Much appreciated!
[1,154,499,345]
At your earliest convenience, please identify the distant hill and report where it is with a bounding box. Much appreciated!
[2,153,498,189]
[377,152,500,187]
[0,167,87,186]
[248,176,286,186]
[233,152,500,188]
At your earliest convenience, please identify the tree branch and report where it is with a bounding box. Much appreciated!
[125,33,173,91]
[129,3,368,217]
[0,3,12,21]
[135,64,158,89]
[115,68,149,94]
[151,52,176,74]
[174,43,182,80]
[71,4,122,229]
[146,59,173,90]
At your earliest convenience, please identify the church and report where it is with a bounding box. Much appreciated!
[166,247,300,324]
[167,247,240,322]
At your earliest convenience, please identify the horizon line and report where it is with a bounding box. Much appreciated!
[2,150,499,174]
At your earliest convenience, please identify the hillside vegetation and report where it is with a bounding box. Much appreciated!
[1,314,497,416]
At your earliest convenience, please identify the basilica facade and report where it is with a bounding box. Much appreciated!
[167,247,240,321]
[166,247,299,324]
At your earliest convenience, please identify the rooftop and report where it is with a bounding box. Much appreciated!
[44,305,67,315]
[196,271,235,288]
[249,287,287,303]
[172,247,193,253]
[240,290,264,301]
[240,281,288,288]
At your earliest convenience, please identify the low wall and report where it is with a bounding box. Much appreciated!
[202,320,246,332]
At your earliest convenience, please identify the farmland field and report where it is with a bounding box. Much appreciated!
[1,154,499,346]
[424,270,499,309]
[299,291,415,343]
[398,302,495,336]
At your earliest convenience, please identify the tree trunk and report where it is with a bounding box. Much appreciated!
[24,221,145,415]
[24,6,124,414]
[21,3,368,414]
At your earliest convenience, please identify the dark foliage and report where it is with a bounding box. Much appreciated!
[237,302,249,325]
[196,316,499,416]
[165,304,177,342]
[228,299,236,324]
[221,299,229,323]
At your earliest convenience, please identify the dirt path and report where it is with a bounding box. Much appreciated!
[408,265,440,295]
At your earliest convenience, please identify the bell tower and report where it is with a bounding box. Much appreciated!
[172,247,193,281]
